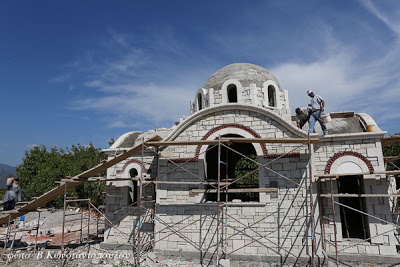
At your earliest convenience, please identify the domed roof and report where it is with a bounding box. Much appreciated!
[203,63,281,91]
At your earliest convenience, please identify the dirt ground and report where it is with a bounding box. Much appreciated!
[0,245,394,267]
[0,210,396,266]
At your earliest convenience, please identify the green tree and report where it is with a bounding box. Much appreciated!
[233,154,259,201]
[108,137,115,147]
[17,143,106,207]
[383,133,400,171]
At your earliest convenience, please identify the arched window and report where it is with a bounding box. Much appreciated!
[129,168,138,205]
[129,168,138,178]
[227,84,237,103]
[205,134,259,202]
[197,93,203,110]
[268,85,276,107]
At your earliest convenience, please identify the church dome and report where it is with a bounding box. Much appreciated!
[203,63,281,91]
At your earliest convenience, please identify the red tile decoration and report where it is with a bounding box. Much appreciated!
[116,158,148,174]
[324,151,374,174]
[169,123,299,162]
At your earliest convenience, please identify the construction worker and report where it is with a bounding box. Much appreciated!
[2,177,21,211]
[295,107,312,129]
[307,90,328,135]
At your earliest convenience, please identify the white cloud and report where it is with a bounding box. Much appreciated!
[71,82,193,128]
[360,0,400,37]
[65,29,201,129]
[270,9,400,129]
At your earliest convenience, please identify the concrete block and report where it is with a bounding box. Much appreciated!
[365,245,380,255]
[367,147,381,157]
[379,244,397,255]
[219,259,230,267]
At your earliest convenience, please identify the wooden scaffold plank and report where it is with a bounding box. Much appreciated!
[0,136,162,224]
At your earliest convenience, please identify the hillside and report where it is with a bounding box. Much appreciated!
[0,163,17,188]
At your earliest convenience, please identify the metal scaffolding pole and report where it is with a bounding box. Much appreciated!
[216,135,222,264]
[330,176,339,267]
[307,133,315,267]
[61,185,66,253]
[224,142,229,259]
[153,146,159,251]
[136,140,145,265]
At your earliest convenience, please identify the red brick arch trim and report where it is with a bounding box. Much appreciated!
[169,123,300,162]
[195,123,268,157]
[116,159,147,174]
[324,151,374,174]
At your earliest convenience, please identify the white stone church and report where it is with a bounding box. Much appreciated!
[101,63,397,264]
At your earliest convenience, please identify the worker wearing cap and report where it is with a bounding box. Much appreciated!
[307,90,328,135]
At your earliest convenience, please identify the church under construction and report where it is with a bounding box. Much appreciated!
[99,63,400,265]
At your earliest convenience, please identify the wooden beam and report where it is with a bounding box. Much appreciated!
[382,135,400,148]
[384,156,400,163]
[222,137,319,144]
[147,137,319,147]
[0,136,162,224]
[145,181,230,185]
[291,111,354,121]
[329,112,355,118]
[74,135,162,179]
[320,194,400,198]
[317,170,400,179]
[147,140,223,146]
[190,188,278,194]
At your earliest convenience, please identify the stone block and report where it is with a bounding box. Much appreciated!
[341,245,358,254]
[232,239,245,251]
[219,259,230,267]
[367,147,381,157]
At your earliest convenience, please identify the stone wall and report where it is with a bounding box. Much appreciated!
[102,109,396,258]
[152,110,318,258]
[316,139,397,255]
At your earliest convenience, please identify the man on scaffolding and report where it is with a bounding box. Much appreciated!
[2,177,21,211]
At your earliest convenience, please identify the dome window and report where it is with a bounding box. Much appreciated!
[268,85,276,107]
[197,93,203,110]
[227,84,237,103]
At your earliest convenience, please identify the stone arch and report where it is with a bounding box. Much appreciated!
[165,104,308,142]
[116,159,147,175]
[197,124,267,159]
[221,79,243,104]
[324,151,374,174]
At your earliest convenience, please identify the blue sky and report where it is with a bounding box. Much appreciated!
[1,0,400,166]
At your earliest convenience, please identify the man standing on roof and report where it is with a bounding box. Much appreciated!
[295,107,312,129]
[307,90,328,135]
[2,177,21,211]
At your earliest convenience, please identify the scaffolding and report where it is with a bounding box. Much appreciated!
[1,134,400,267]
[61,196,91,253]
[102,135,400,266]
[101,135,321,266]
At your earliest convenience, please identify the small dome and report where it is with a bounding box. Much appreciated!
[203,63,281,91]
